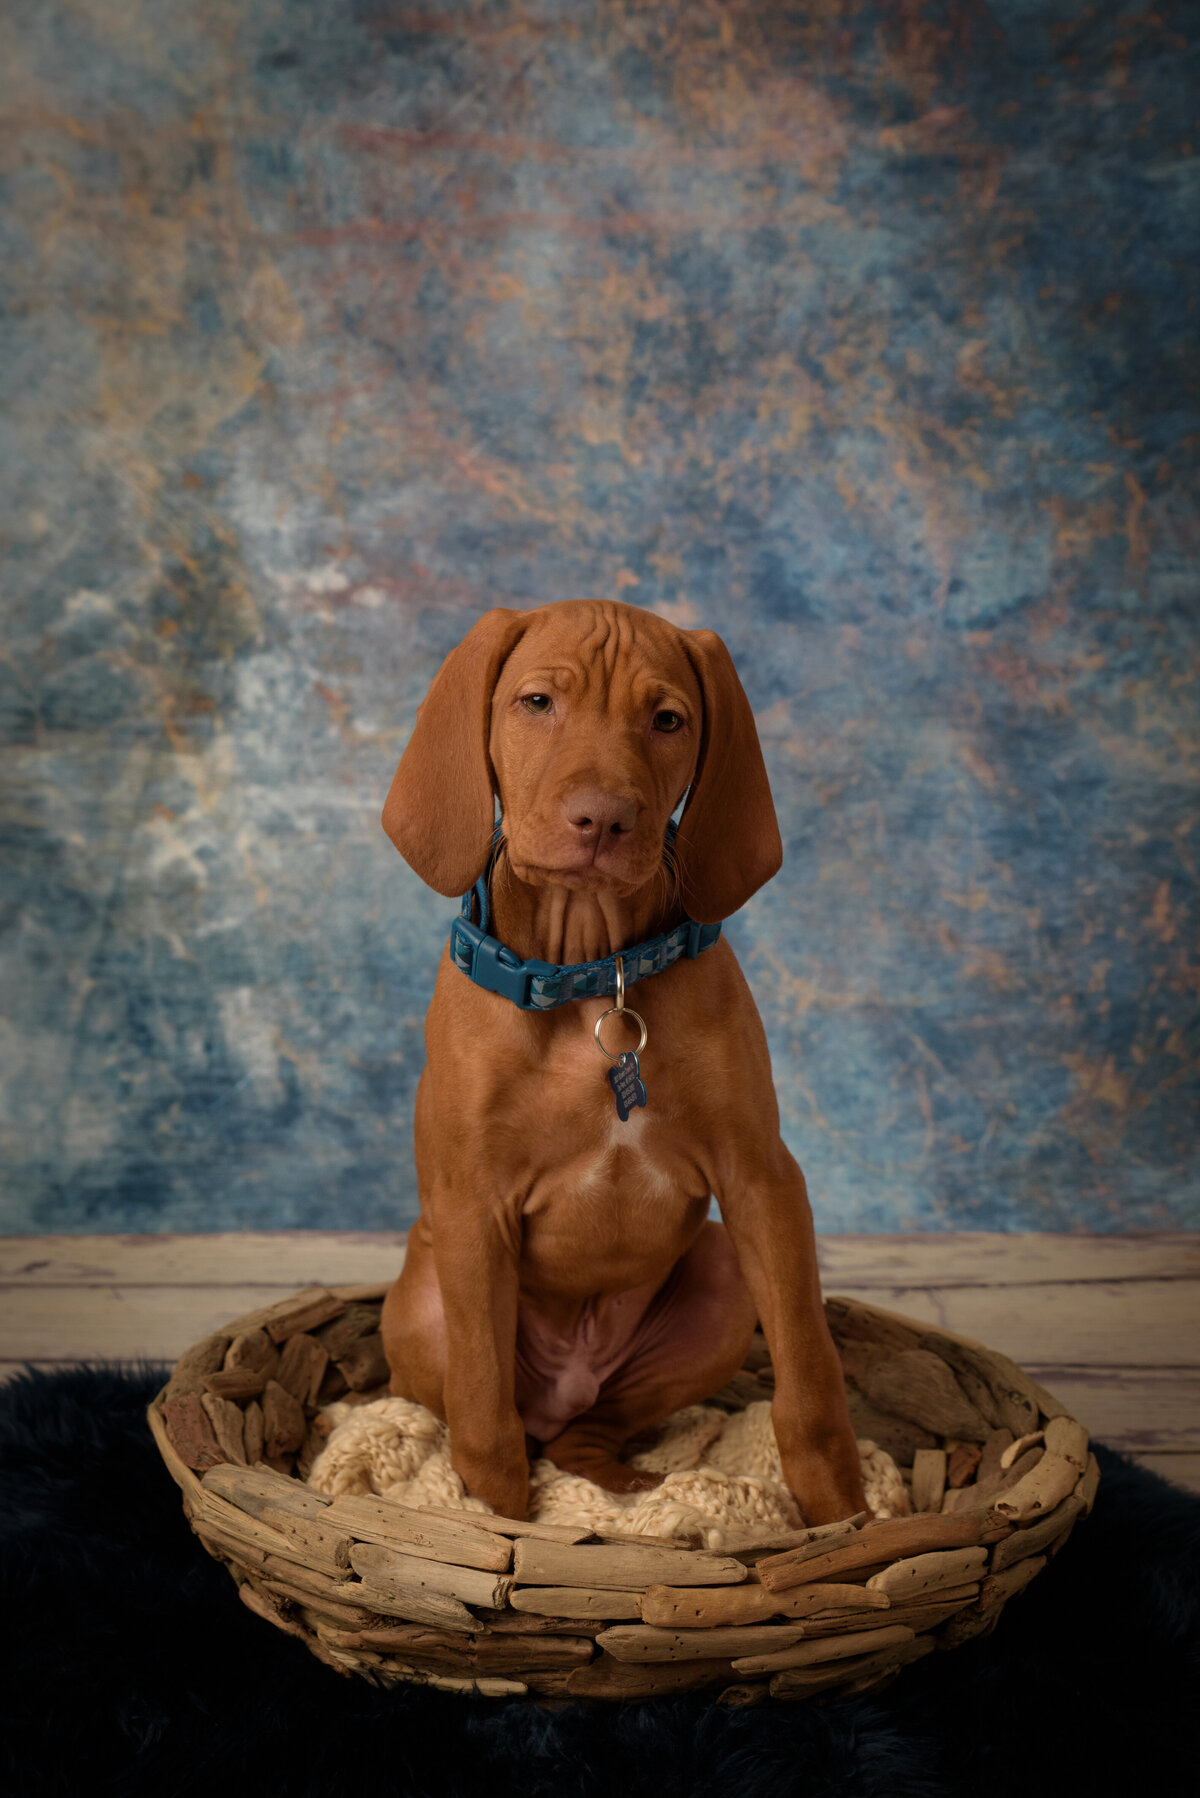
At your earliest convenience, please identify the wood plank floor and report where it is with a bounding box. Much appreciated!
[3,1231,1198,1494]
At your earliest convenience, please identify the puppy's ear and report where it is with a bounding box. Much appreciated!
[382,607,526,896]
[674,629,782,923]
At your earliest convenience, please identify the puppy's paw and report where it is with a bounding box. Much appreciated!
[451,1437,530,1520]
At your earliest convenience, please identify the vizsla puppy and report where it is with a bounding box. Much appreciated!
[380,601,866,1526]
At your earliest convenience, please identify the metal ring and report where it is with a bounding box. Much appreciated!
[615,952,625,1012]
[594,1005,648,1062]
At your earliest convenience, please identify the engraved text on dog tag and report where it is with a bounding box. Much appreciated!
[608,1051,647,1122]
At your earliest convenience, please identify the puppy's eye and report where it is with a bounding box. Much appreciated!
[652,710,684,733]
[521,693,554,714]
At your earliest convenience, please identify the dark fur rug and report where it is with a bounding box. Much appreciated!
[2,1368,1197,1798]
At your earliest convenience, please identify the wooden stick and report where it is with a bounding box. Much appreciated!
[759,1513,982,1593]
[864,1545,988,1600]
[864,1349,990,1441]
[733,1515,870,1566]
[200,1392,246,1466]
[201,1462,331,1518]
[884,1585,981,1631]
[471,1633,597,1676]
[146,1399,205,1499]
[595,1526,704,1549]
[717,1682,770,1707]
[1000,1431,1044,1469]
[350,1541,512,1609]
[311,1302,380,1357]
[639,1580,890,1630]
[768,1659,882,1699]
[769,1633,935,1699]
[794,1606,916,1637]
[921,1334,1040,1438]
[472,1611,601,1636]
[322,1581,475,1633]
[992,1452,1080,1525]
[220,1285,346,1342]
[511,1538,748,1591]
[189,1495,348,1581]
[938,1605,1002,1649]
[239,1578,312,1644]
[710,1516,865,1585]
[1044,1415,1090,1470]
[941,1445,1044,1514]
[725,1527,860,1560]
[334,1331,391,1391]
[977,1428,1015,1484]
[224,1328,281,1378]
[163,1331,232,1401]
[259,1508,353,1571]
[824,1295,927,1353]
[991,1493,1085,1572]
[276,1333,329,1408]
[845,1390,939,1465]
[195,1531,372,1632]
[979,1554,1046,1610]
[910,1448,947,1514]
[321,1496,514,1572]
[335,1630,489,1678]
[262,1379,307,1459]
[258,1552,361,1602]
[732,1622,915,1676]
[243,1400,264,1466]
[564,1653,732,1699]
[946,1444,982,1489]
[509,1586,644,1620]
[320,1623,594,1673]
[415,1506,593,1545]
[161,1393,224,1472]
[369,1660,527,1697]
[1078,1452,1101,1516]
[202,1369,265,1403]
[596,1622,810,1665]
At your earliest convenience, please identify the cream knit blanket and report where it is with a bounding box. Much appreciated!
[307,1397,910,1548]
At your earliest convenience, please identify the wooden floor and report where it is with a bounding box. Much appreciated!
[3,1231,1198,1494]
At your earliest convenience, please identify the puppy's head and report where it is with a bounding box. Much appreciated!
[382,600,781,923]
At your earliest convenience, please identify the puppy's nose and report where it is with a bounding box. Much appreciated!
[564,787,638,840]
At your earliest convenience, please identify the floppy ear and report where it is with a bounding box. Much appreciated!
[382,607,527,896]
[674,629,783,923]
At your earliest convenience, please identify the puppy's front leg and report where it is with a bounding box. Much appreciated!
[432,1211,530,1520]
[719,1149,867,1526]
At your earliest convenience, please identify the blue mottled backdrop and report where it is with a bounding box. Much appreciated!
[2,1,1197,1235]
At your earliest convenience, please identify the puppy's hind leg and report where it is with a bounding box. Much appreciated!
[380,1226,448,1416]
[539,1221,756,1493]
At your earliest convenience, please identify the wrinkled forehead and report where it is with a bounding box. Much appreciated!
[496,602,701,707]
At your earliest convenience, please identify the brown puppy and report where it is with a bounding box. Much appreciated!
[380,601,866,1526]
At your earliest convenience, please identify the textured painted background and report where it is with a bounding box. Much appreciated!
[2,1,1197,1236]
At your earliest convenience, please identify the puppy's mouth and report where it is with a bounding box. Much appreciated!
[505,835,663,896]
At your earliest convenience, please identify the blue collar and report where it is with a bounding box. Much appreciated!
[448,825,722,1011]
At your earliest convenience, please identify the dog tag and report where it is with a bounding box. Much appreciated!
[608,1051,647,1122]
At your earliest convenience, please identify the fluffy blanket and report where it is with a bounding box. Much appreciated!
[308,1394,910,1543]
[3,1367,1198,1798]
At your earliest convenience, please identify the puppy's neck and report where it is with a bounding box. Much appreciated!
[488,863,677,967]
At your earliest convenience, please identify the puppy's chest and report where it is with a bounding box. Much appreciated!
[519,1111,707,1281]
[516,1081,707,1223]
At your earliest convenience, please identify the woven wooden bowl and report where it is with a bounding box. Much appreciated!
[148,1282,1099,1703]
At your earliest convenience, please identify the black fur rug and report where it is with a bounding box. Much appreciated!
[3,1368,1197,1798]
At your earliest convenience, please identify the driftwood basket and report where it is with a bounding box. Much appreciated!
[148,1283,1099,1704]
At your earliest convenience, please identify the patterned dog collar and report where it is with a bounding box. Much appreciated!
[449,825,722,1011]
